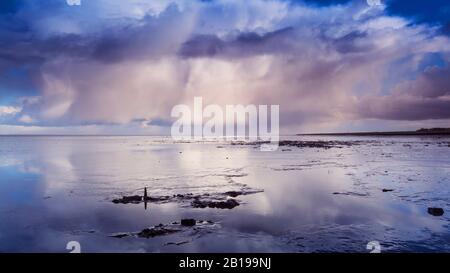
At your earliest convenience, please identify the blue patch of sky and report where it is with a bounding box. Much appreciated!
[380,53,447,95]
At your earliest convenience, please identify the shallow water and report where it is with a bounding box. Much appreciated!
[0,136,449,253]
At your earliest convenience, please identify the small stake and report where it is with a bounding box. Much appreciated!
[144,187,148,210]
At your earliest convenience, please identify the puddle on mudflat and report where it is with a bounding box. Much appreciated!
[0,136,449,252]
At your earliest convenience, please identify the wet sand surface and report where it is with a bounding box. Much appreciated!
[0,136,449,252]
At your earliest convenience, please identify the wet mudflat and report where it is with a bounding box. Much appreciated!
[0,136,449,252]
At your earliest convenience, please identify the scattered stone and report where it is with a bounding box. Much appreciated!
[180,219,196,226]
[111,219,216,239]
[428,207,444,216]
[111,188,262,209]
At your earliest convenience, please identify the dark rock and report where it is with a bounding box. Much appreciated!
[111,220,216,239]
[192,198,240,209]
[110,233,129,238]
[216,199,240,209]
[112,195,142,204]
[137,226,179,238]
[224,191,242,197]
[180,219,196,226]
[382,189,394,192]
[144,195,171,202]
[191,199,207,208]
[428,207,444,216]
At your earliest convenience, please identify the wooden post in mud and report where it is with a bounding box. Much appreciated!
[144,187,148,210]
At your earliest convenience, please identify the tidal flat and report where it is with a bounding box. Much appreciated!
[0,135,449,252]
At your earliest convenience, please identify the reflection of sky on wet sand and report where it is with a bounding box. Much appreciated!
[0,136,449,252]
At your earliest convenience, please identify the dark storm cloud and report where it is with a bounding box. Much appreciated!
[0,2,194,67]
[91,4,191,63]
[332,31,373,54]
[179,27,295,58]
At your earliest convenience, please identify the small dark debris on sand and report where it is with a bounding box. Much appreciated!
[382,189,394,192]
[110,233,130,239]
[232,140,365,149]
[112,194,179,204]
[428,207,444,216]
[165,240,190,246]
[333,191,369,197]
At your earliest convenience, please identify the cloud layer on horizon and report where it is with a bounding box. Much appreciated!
[1,0,450,134]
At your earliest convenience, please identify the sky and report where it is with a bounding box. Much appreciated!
[0,0,450,135]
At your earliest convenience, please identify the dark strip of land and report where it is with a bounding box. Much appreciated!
[297,128,450,136]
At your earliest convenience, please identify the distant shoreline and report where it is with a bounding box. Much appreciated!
[297,128,450,137]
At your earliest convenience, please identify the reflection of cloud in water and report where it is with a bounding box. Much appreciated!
[0,136,449,252]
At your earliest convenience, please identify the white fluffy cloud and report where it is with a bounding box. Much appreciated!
[0,106,22,117]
